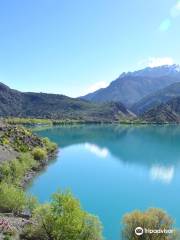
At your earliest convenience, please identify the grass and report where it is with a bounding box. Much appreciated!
[0,125,57,217]
[5,117,150,126]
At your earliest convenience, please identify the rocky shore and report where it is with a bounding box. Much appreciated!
[0,120,58,239]
[0,213,32,240]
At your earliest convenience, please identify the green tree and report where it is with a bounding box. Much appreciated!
[122,208,178,240]
[22,191,103,240]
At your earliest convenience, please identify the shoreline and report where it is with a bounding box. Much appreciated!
[4,117,180,126]
[21,151,58,189]
[0,123,58,238]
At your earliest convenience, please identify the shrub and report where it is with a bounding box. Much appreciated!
[122,208,176,240]
[1,138,10,145]
[32,147,47,161]
[22,191,104,240]
[0,153,37,185]
[0,182,26,214]
[43,137,57,153]
[0,162,11,183]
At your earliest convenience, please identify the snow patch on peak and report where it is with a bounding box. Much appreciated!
[174,64,180,72]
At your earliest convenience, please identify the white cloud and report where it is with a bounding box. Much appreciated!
[85,143,109,158]
[81,81,109,96]
[150,165,174,184]
[140,57,174,68]
[87,81,109,93]
[170,1,180,18]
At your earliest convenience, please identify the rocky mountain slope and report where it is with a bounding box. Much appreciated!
[82,65,180,107]
[142,97,180,123]
[132,82,180,114]
[0,82,132,122]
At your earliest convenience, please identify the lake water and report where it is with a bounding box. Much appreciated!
[27,124,180,240]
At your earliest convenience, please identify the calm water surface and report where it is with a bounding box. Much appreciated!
[27,125,180,240]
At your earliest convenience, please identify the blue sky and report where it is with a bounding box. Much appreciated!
[0,0,180,97]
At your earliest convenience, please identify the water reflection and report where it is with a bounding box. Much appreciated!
[30,124,180,240]
[85,143,109,158]
[34,124,180,167]
[150,165,174,183]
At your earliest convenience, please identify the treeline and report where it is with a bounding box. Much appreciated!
[4,117,96,125]
[4,117,149,126]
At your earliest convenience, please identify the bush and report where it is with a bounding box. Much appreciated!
[122,208,176,240]
[0,161,11,183]
[25,196,39,214]
[0,182,38,215]
[22,191,103,240]
[32,147,47,161]
[0,153,37,185]
[0,182,26,214]
[43,137,57,153]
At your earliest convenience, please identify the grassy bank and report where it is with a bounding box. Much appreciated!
[6,117,175,126]
[4,117,148,126]
[0,123,55,238]
[4,117,93,125]
[0,123,103,240]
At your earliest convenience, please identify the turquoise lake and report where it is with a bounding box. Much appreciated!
[27,124,180,240]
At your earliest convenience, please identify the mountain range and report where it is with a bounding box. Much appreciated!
[142,97,180,123]
[132,82,180,114]
[81,64,180,123]
[1,64,180,123]
[0,82,132,122]
[82,64,180,107]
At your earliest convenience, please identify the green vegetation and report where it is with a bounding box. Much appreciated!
[43,137,58,153]
[4,117,153,127]
[5,118,53,125]
[32,147,47,161]
[0,152,39,216]
[5,117,86,125]
[122,208,178,240]
[0,182,30,214]
[0,82,132,122]
[21,191,103,240]
[119,118,148,124]
[0,123,179,240]
[0,153,37,185]
[0,125,43,152]
[0,124,57,238]
[0,123,103,239]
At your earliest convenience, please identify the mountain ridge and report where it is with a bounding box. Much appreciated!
[0,82,132,122]
[81,65,180,107]
[142,97,180,123]
[132,82,180,114]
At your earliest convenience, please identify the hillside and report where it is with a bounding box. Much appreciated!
[82,65,180,107]
[132,82,180,115]
[0,82,132,122]
[142,97,180,123]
